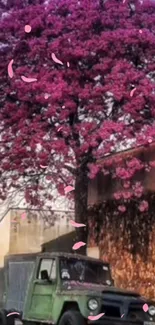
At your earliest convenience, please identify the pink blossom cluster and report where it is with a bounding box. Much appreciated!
[0,0,154,211]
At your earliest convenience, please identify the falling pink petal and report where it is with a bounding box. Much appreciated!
[64,185,74,194]
[21,76,37,83]
[130,88,137,97]
[21,212,26,219]
[143,304,148,312]
[88,313,105,321]
[121,314,125,318]
[51,53,63,65]
[70,220,86,228]
[7,312,20,317]
[67,62,70,67]
[58,127,63,132]
[11,219,17,223]
[24,25,31,33]
[139,30,142,34]
[40,165,47,169]
[72,241,86,250]
[8,59,14,78]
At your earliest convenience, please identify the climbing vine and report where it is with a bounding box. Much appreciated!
[88,192,155,260]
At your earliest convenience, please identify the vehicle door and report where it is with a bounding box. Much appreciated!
[27,258,57,322]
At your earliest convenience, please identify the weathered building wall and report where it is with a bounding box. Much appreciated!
[0,208,74,267]
[9,209,74,255]
[0,210,11,267]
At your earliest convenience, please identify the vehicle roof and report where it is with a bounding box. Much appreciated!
[4,252,38,262]
[4,252,109,266]
[37,252,109,264]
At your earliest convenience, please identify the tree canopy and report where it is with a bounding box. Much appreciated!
[0,0,155,236]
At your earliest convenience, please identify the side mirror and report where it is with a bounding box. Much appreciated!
[41,270,50,281]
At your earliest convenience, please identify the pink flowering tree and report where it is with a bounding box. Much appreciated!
[0,0,155,250]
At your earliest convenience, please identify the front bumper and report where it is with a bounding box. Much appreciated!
[87,318,155,325]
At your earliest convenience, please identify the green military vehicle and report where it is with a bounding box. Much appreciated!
[1,252,155,325]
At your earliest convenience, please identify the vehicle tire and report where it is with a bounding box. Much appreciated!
[58,310,86,325]
[0,309,7,325]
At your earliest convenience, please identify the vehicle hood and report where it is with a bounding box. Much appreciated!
[59,281,142,298]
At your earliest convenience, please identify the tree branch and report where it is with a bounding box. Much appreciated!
[64,164,76,175]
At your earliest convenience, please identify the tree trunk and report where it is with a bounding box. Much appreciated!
[74,164,89,255]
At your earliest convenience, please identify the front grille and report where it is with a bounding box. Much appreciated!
[100,305,121,318]
[128,305,150,321]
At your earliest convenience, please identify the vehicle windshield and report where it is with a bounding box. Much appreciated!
[59,257,112,285]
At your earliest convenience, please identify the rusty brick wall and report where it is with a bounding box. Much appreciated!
[98,227,155,300]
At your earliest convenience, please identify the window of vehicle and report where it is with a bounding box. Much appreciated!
[59,257,112,285]
[38,258,56,280]
[51,260,56,280]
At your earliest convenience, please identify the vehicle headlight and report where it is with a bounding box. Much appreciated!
[148,306,155,316]
[88,299,98,311]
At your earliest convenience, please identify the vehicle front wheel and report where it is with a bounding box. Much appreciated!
[58,310,86,325]
[0,309,7,325]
